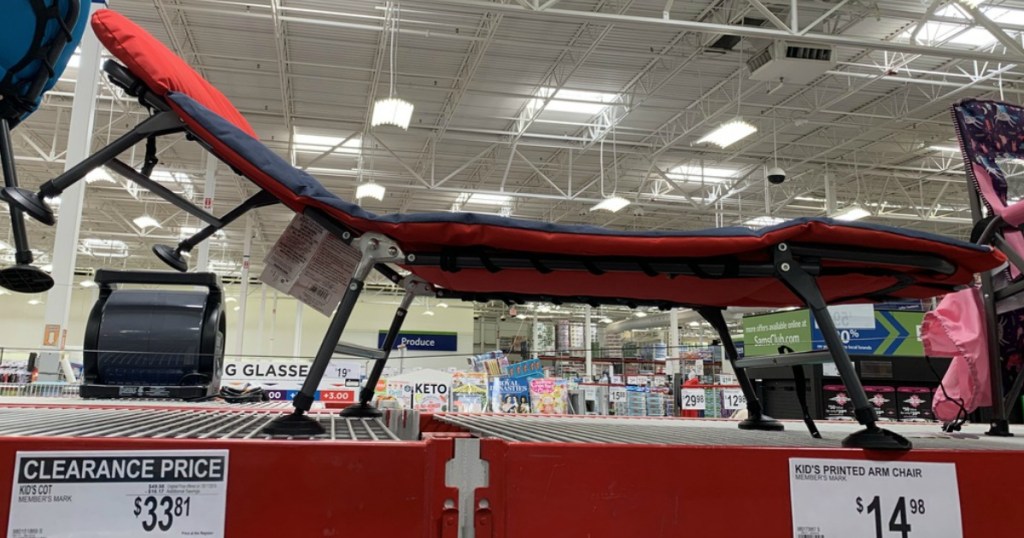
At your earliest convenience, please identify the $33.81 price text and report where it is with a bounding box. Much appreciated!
[133,495,192,532]
[857,495,925,538]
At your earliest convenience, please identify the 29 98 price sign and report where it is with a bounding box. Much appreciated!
[789,458,962,538]
[8,450,229,538]
[681,388,706,410]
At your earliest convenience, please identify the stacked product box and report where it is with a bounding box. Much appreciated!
[626,386,648,416]
[896,386,935,421]
[704,387,722,418]
[822,384,855,420]
[646,392,665,417]
[864,385,898,421]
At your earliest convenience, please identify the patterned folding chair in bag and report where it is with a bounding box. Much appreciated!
[0,0,90,293]
[945,99,1024,434]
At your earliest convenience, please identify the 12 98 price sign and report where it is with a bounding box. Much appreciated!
[133,495,192,532]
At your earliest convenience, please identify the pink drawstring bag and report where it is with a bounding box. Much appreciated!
[921,287,992,421]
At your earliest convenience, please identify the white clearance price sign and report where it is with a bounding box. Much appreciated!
[8,450,229,538]
[722,388,746,410]
[789,458,962,538]
[681,388,706,410]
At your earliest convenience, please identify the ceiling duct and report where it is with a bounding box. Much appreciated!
[748,41,837,84]
[707,17,766,51]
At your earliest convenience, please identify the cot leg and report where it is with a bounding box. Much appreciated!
[262,233,403,436]
[341,277,433,417]
[774,243,911,450]
[0,119,52,293]
[697,308,783,431]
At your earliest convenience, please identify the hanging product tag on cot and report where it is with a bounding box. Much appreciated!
[259,214,361,316]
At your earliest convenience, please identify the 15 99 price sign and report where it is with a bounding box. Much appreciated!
[789,458,962,538]
[134,495,192,532]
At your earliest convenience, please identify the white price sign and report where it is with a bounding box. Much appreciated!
[583,385,598,401]
[8,450,229,538]
[789,458,962,538]
[609,387,628,403]
[722,389,747,410]
[681,388,706,410]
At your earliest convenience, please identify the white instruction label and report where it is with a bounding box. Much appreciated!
[8,450,229,538]
[789,457,962,538]
[260,214,360,315]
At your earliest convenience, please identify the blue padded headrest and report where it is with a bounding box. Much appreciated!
[0,0,91,120]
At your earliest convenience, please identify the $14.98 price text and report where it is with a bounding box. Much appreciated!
[857,495,925,538]
[133,495,192,532]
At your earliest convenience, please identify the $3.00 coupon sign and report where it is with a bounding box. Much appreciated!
[789,457,962,538]
[8,450,228,538]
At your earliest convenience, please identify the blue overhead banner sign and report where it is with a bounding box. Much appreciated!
[378,331,458,351]
[810,310,924,356]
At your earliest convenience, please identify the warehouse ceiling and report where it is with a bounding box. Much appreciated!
[5,0,1024,289]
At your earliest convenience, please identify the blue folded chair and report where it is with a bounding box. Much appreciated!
[0,0,90,293]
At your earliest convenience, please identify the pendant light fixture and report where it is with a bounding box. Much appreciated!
[591,128,631,212]
[698,38,756,148]
[355,141,386,201]
[371,3,414,129]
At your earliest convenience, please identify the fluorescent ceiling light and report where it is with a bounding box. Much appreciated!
[179,226,225,241]
[133,215,160,229]
[151,170,191,184]
[634,311,648,318]
[436,302,449,308]
[225,297,237,303]
[234,306,241,312]
[67,47,81,69]
[371,97,415,129]
[355,182,386,201]
[80,279,96,288]
[422,310,435,316]
[80,238,129,258]
[530,87,620,115]
[150,170,194,198]
[901,5,1024,46]
[208,260,239,274]
[591,195,631,213]
[462,193,512,206]
[687,321,700,327]
[929,145,961,153]
[85,168,115,184]
[600,317,613,324]
[40,264,53,273]
[744,216,785,228]
[832,204,871,221]
[28,299,42,305]
[666,164,739,184]
[697,119,757,148]
[294,132,361,155]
